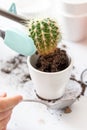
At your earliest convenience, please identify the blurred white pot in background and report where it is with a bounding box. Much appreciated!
[57,0,87,42]
[15,0,51,19]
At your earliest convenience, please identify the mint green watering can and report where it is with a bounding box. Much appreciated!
[0,29,36,56]
[0,8,36,56]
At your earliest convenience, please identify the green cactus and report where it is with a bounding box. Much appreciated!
[28,18,61,55]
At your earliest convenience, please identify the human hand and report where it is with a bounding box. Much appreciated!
[0,93,23,130]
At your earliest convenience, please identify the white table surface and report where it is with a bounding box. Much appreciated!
[1,0,87,130]
[0,32,87,130]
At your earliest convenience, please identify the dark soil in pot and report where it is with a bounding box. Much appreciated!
[36,48,69,72]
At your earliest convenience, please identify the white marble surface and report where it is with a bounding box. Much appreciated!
[0,39,87,130]
[0,33,87,130]
[0,0,87,130]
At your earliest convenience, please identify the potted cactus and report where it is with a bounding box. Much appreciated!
[27,18,73,100]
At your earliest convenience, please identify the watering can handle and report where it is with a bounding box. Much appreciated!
[0,8,28,25]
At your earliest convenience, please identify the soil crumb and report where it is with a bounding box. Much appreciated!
[62,44,67,48]
[64,107,72,114]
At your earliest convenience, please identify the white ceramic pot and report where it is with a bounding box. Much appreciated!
[27,53,73,100]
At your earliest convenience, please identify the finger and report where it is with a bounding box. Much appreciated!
[0,93,7,98]
[0,109,12,121]
[0,95,23,112]
[0,114,11,129]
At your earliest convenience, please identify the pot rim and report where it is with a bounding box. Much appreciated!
[27,53,73,75]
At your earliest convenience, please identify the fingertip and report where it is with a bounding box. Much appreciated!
[15,95,23,102]
[1,95,23,110]
[0,93,7,97]
[19,95,23,101]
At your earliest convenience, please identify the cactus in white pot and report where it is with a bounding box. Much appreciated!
[27,18,73,100]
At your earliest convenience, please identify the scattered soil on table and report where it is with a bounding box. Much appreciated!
[0,54,31,84]
[63,74,87,114]
[1,54,24,73]
[0,54,86,98]
[0,53,86,114]
[70,76,86,99]
[36,48,69,72]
